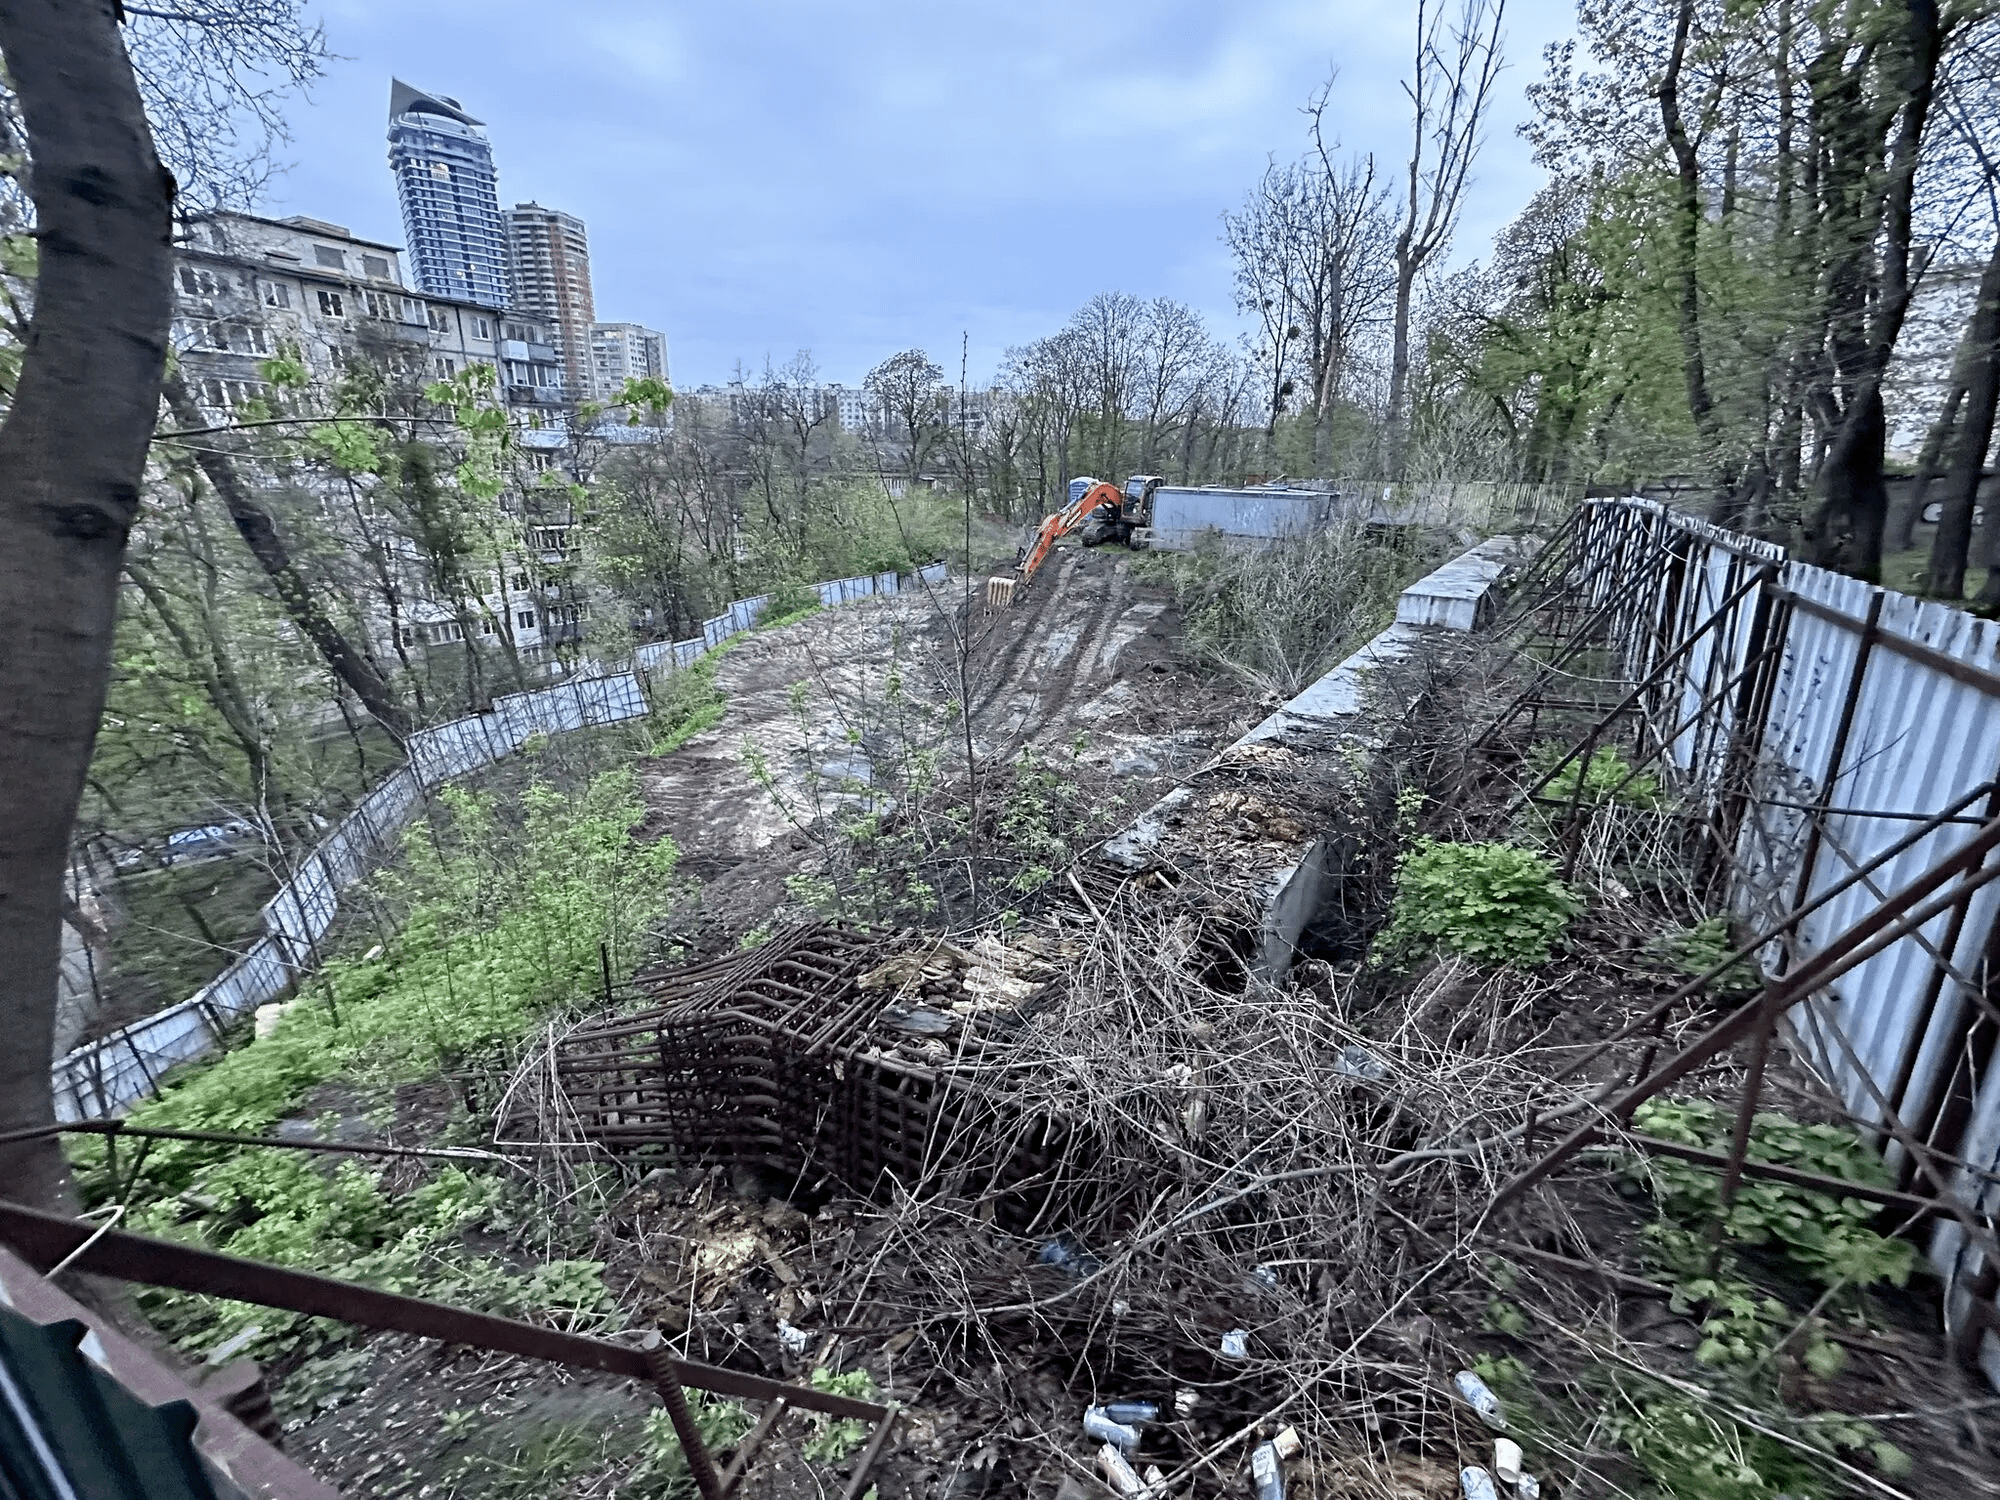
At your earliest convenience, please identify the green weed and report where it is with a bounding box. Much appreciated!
[1378,838,1581,966]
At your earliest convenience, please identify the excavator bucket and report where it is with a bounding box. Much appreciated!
[987,576,1017,608]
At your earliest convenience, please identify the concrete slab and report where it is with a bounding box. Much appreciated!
[1096,534,1537,980]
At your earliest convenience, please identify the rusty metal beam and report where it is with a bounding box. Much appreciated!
[0,1200,888,1422]
[1488,822,2000,1217]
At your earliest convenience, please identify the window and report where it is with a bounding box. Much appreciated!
[517,610,536,629]
[481,618,496,635]
[313,245,345,269]
[263,281,291,309]
[399,626,416,647]
[426,306,450,333]
[510,572,529,591]
[199,378,226,406]
[430,161,451,181]
[179,266,218,297]
[435,357,456,378]
[316,289,344,317]
[362,255,391,279]
[401,297,422,323]
[365,291,395,320]
[203,321,231,350]
[247,324,269,354]
[473,317,492,340]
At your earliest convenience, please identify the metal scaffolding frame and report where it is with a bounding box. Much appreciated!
[1477,500,2000,1376]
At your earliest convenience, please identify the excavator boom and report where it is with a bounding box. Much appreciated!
[987,481,1123,606]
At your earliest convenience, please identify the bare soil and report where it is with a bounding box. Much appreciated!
[637,543,1254,942]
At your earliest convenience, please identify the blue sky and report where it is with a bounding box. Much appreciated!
[269,0,1577,387]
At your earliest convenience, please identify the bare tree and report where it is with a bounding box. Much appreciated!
[1386,0,1507,480]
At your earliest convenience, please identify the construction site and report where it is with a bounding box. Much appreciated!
[12,493,2000,1500]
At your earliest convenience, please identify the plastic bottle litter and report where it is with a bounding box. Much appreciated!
[1219,1328,1250,1359]
[1103,1400,1160,1426]
[1493,1438,1523,1485]
[1516,1476,1540,1500]
[1142,1466,1166,1490]
[1097,1443,1143,1496]
[1083,1406,1141,1454]
[1172,1388,1200,1418]
[1459,1467,1499,1500]
[1272,1425,1303,1461]
[1453,1370,1504,1428]
[1333,1043,1391,1081]
[774,1319,811,1355]
[1250,1441,1285,1500]
[1037,1236,1104,1277]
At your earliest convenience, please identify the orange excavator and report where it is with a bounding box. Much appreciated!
[987,475,1161,606]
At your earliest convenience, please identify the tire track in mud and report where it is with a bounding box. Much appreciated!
[964,548,1134,754]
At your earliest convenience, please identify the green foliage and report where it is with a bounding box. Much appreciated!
[1606,1396,1822,1500]
[1379,838,1581,967]
[1628,1098,1914,1389]
[1631,1099,1915,1294]
[73,771,681,1363]
[1530,740,1662,810]
[1649,916,1763,1000]
[649,655,727,755]
[756,579,823,630]
[802,1367,878,1464]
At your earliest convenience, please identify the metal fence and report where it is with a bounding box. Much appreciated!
[1530,498,2000,1383]
[52,560,952,1122]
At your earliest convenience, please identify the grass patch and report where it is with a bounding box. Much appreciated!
[72,768,685,1365]
[648,654,728,755]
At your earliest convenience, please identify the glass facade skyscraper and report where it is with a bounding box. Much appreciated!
[387,80,511,310]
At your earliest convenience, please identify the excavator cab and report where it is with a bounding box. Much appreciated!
[1121,475,1162,526]
[987,475,1159,606]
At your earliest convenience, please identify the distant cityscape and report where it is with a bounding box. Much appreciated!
[173,77,671,449]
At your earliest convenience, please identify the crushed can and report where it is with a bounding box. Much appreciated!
[1082,1406,1141,1454]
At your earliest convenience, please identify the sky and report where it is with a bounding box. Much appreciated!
[268,0,1579,388]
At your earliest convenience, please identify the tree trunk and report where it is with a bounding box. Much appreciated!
[1660,0,1724,478]
[161,375,412,735]
[1892,379,1965,553]
[1814,390,1892,581]
[1385,243,1414,481]
[0,0,174,1208]
[1927,239,2000,599]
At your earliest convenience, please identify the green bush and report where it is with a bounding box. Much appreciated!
[1529,740,1662,810]
[73,769,683,1364]
[1648,915,1762,999]
[649,655,727,755]
[1631,1098,1915,1293]
[1379,838,1581,966]
[756,579,823,629]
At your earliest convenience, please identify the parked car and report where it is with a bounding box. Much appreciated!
[159,822,253,866]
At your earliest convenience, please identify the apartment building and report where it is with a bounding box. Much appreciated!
[172,213,584,673]
[506,203,595,394]
[590,321,669,398]
[388,80,511,310]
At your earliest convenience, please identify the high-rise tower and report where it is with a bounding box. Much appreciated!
[387,80,510,309]
[505,204,595,397]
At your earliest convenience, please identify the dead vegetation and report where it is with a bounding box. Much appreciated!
[502,615,2000,1500]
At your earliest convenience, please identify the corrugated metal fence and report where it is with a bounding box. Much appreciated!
[1574,500,2000,1381]
[53,561,951,1122]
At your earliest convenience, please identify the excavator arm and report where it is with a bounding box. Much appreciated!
[987,482,1121,606]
